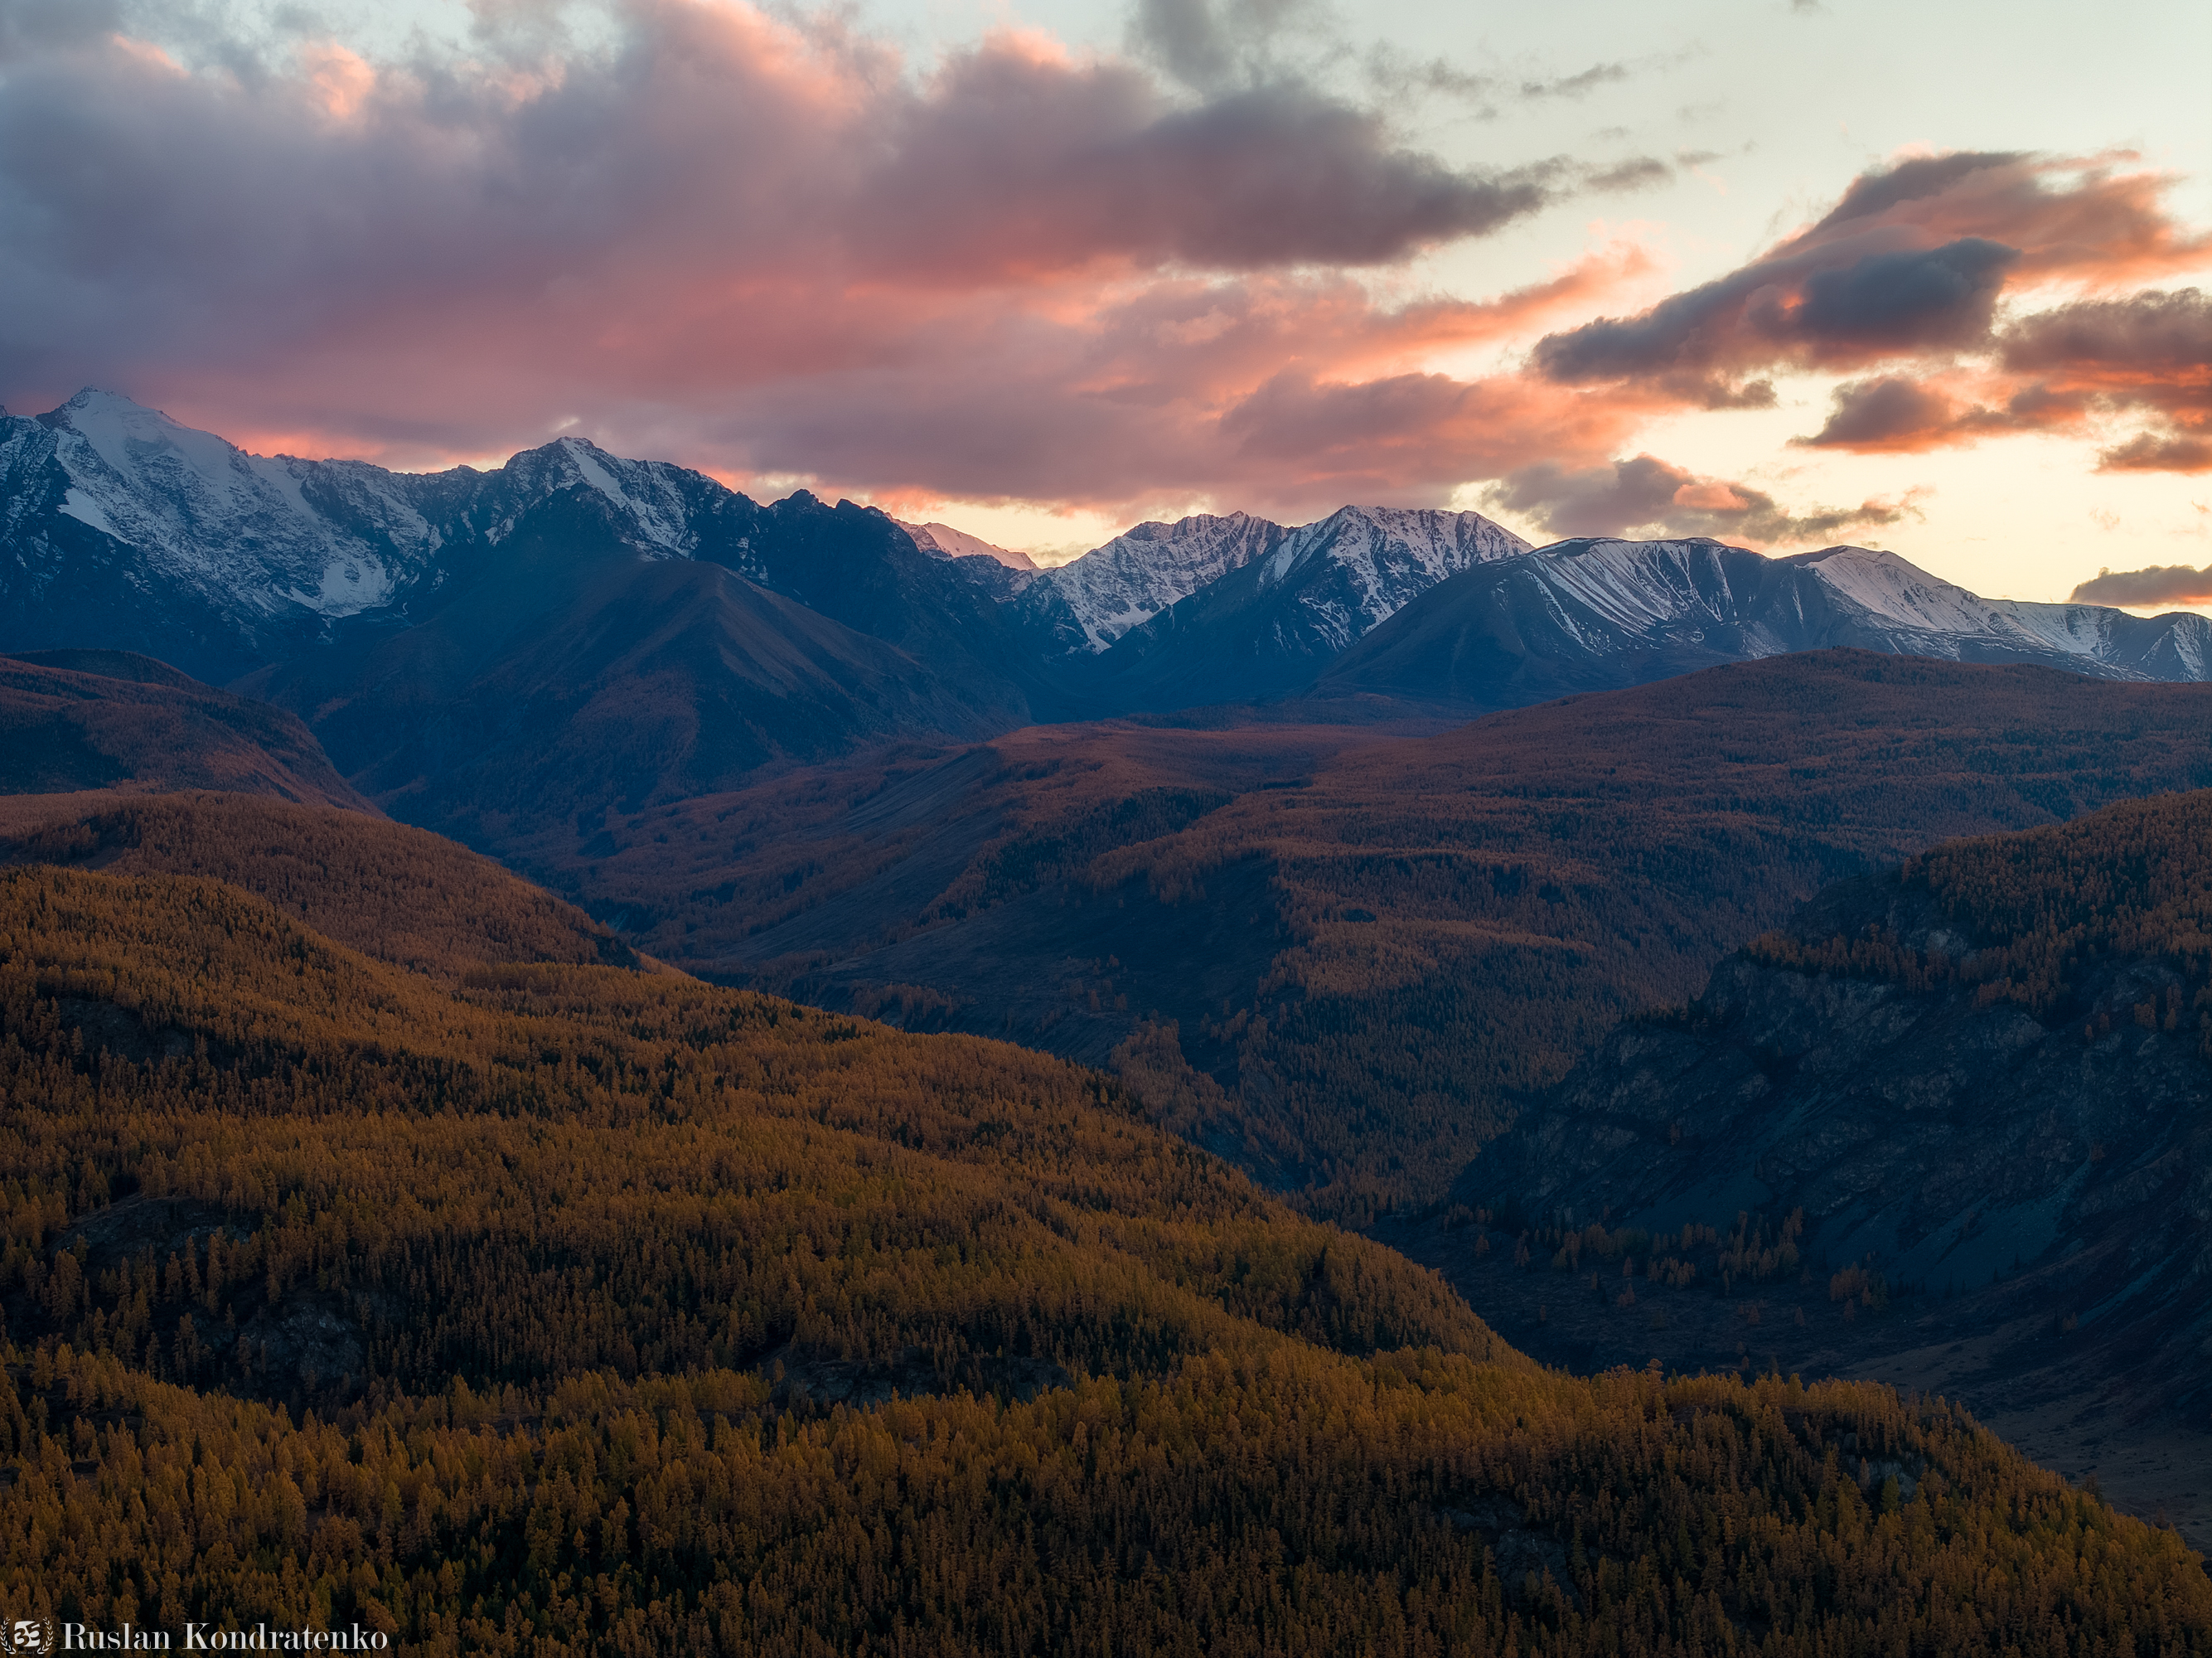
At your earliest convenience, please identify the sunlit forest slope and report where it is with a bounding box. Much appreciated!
[2,797,2205,1652]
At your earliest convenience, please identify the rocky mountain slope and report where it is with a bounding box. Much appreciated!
[0,390,759,681]
[1014,511,1289,654]
[235,487,1033,848]
[1319,538,2212,710]
[1084,506,1533,709]
[0,392,1058,716]
[1414,788,2212,1544]
[12,392,2212,737]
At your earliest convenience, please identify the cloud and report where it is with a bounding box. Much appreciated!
[0,0,120,58]
[1531,236,2017,398]
[1796,288,2211,463]
[2069,563,2212,604]
[2001,287,2212,375]
[853,73,1552,279]
[1126,0,1329,91]
[1519,61,1631,100]
[0,0,1605,515]
[2098,434,2212,474]
[1796,374,2093,452]
[1799,376,1962,449]
[1484,453,1917,545]
[1806,152,2026,234]
[1357,44,1692,124]
[1532,152,2212,405]
[1583,157,1672,194]
[2,7,2201,521]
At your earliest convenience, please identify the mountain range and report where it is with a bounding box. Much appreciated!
[1322,537,2212,710]
[9,390,2211,753]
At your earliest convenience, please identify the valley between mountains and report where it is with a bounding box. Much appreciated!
[2,391,2210,1644]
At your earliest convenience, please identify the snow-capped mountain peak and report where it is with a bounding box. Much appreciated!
[1249,505,1533,650]
[899,520,1037,570]
[1784,545,2013,637]
[1018,511,1290,653]
[492,435,702,555]
[1784,544,2208,669]
[45,388,240,487]
[20,389,434,618]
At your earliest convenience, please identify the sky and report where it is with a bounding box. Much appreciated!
[0,0,2207,603]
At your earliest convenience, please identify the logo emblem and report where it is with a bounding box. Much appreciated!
[2,1619,55,1656]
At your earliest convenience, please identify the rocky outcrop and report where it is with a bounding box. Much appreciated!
[1421,865,2212,1543]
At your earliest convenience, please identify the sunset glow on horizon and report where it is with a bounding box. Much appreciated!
[2,0,2206,604]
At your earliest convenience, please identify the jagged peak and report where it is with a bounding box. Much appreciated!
[41,387,191,435]
[899,519,1036,570]
[56,385,163,416]
[1781,544,1924,570]
[1534,536,1747,561]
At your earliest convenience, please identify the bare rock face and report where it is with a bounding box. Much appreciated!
[1471,874,2209,1330]
[1401,866,2212,1546]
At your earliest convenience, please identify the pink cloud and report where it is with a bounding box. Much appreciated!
[0,0,1571,514]
[2,7,2198,522]
[1795,288,2210,466]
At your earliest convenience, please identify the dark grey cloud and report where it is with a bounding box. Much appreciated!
[2000,287,2212,375]
[0,0,120,59]
[855,78,1552,274]
[1532,236,2016,388]
[1524,149,2209,413]
[1127,0,1329,91]
[0,0,1555,407]
[2069,563,2212,604]
[1797,375,2093,452]
[1808,151,2026,233]
[1484,453,1913,545]
[2001,290,2212,473]
[1791,238,2016,347]
[2097,434,2212,474]
[1799,376,1956,448]
[1584,157,1672,194]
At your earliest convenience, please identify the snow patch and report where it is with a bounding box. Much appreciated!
[56,487,118,539]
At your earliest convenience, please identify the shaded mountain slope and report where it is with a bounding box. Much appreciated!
[701,490,1072,726]
[0,651,370,808]
[239,487,1030,849]
[2,851,2204,1647]
[0,393,1061,734]
[541,652,2212,1220]
[1415,788,2212,1546]
[1320,538,2212,711]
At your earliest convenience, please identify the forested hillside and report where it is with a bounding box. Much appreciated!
[0,652,370,810]
[2,800,2204,1651]
[0,792,638,978]
[547,652,2212,1219]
